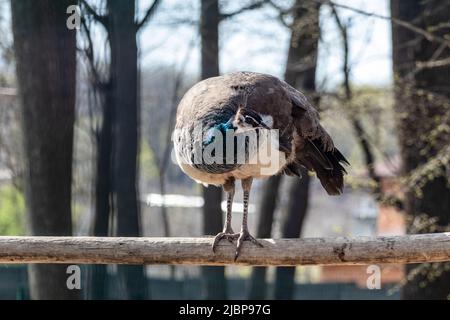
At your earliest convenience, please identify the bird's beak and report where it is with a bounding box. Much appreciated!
[260,122,270,130]
[234,123,270,134]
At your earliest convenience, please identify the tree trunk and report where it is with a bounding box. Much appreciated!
[273,0,320,300]
[202,186,227,299]
[93,85,113,239]
[391,0,450,300]
[201,0,219,78]
[107,0,147,300]
[89,83,113,299]
[274,174,310,299]
[11,0,79,300]
[200,0,227,300]
[158,173,171,241]
[158,172,175,279]
[248,175,283,299]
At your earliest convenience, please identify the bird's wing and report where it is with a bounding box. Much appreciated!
[280,80,350,195]
[280,80,334,152]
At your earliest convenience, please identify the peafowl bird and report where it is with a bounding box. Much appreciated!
[173,71,349,259]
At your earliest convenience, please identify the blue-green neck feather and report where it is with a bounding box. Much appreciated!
[203,118,234,146]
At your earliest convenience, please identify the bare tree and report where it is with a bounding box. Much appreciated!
[78,8,113,299]
[391,0,450,300]
[11,0,79,300]
[82,0,161,299]
[329,5,382,199]
[106,0,147,300]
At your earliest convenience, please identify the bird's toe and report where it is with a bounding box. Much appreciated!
[212,231,239,253]
[248,234,263,248]
[234,230,263,261]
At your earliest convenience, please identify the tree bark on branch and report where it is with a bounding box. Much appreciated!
[1,233,449,266]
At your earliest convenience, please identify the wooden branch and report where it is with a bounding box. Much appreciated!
[136,0,162,30]
[220,0,268,21]
[320,0,450,47]
[0,233,449,266]
[416,57,450,70]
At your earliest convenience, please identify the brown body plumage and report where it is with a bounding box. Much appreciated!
[175,71,348,194]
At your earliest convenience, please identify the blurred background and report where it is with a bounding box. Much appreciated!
[0,0,449,300]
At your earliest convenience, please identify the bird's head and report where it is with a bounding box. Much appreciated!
[202,108,272,146]
[232,108,271,134]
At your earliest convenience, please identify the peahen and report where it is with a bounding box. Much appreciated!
[173,71,349,259]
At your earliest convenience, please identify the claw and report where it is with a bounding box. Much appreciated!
[213,229,263,258]
[234,230,263,261]
[212,231,239,253]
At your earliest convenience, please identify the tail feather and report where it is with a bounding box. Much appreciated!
[307,140,333,170]
[290,139,349,195]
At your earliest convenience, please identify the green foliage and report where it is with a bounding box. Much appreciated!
[140,140,158,180]
[0,185,25,235]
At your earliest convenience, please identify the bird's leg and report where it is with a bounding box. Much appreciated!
[212,178,238,252]
[223,180,235,234]
[235,177,263,260]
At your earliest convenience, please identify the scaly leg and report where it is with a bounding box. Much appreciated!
[212,178,237,252]
[234,177,263,260]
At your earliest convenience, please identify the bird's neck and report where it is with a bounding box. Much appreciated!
[203,118,234,146]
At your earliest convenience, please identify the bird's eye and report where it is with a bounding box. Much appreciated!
[244,115,258,127]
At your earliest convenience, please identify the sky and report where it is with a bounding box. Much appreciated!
[139,0,393,89]
[0,0,392,89]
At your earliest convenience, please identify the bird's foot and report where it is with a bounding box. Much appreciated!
[212,229,263,259]
[212,228,238,253]
[234,229,263,261]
